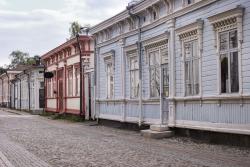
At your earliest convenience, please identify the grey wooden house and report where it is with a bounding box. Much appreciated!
[90,0,250,135]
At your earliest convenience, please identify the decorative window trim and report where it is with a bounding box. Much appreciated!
[143,33,169,64]
[176,19,204,97]
[103,50,115,99]
[143,34,169,99]
[126,50,139,99]
[208,6,244,95]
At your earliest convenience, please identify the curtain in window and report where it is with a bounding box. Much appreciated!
[130,56,139,98]
[149,51,160,97]
[184,40,199,96]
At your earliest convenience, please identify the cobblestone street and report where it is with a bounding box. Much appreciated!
[0,109,250,167]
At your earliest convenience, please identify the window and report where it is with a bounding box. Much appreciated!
[53,72,56,97]
[219,29,239,93]
[184,40,199,96]
[187,0,194,5]
[75,67,80,96]
[161,47,169,97]
[129,55,139,99]
[149,50,160,98]
[208,7,243,94]
[153,12,157,20]
[47,78,52,98]
[40,82,44,88]
[68,69,73,96]
[106,62,114,99]
[184,0,194,6]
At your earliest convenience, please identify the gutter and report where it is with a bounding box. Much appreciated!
[127,5,143,127]
[24,70,31,112]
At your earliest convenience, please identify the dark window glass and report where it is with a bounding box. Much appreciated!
[221,55,228,93]
[230,52,239,92]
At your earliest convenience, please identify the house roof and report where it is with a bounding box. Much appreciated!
[41,35,92,60]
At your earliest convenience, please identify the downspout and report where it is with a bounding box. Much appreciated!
[5,71,10,108]
[76,35,84,116]
[24,70,31,112]
[93,37,97,121]
[0,78,3,106]
[15,75,21,111]
[127,5,143,127]
[10,81,15,109]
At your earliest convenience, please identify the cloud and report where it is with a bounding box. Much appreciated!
[0,0,131,66]
[0,0,6,7]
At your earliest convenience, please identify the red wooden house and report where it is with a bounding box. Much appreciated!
[41,35,94,116]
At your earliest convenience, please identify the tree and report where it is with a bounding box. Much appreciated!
[0,66,6,75]
[8,50,29,68]
[69,21,82,38]
[8,50,40,69]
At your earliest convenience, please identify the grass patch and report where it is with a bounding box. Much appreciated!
[52,113,85,122]
[40,111,55,117]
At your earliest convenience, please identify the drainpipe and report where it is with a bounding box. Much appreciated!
[76,34,84,116]
[24,70,31,112]
[93,37,97,120]
[4,71,10,108]
[0,78,3,107]
[127,5,143,127]
[15,75,21,111]
[10,81,15,109]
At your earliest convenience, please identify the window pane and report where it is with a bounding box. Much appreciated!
[161,47,168,64]
[185,61,192,96]
[220,33,228,51]
[162,64,169,97]
[193,59,199,95]
[184,42,192,59]
[221,54,229,93]
[229,30,238,49]
[230,52,239,93]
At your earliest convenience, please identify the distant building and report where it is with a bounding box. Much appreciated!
[0,65,28,108]
[41,36,94,118]
[90,0,250,135]
[10,65,45,114]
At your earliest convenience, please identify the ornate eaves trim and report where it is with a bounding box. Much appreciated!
[208,6,244,32]
[176,19,204,41]
[142,33,169,50]
[124,44,138,54]
[103,50,115,62]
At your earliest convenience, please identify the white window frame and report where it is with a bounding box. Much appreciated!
[106,61,114,99]
[67,68,73,97]
[208,6,244,95]
[127,51,139,99]
[176,20,203,97]
[103,51,115,99]
[145,43,169,99]
[183,40,199,96]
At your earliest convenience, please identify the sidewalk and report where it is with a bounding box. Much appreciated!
[0,108,30,115]
[0,151,14,167]
[0,133,51,167]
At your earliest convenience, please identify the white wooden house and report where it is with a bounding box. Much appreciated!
[10,65,45,114]
[90,0,250,135]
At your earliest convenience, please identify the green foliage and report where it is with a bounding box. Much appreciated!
[69,21,82,38]
[8,50,40,69]
[0,66,6,75]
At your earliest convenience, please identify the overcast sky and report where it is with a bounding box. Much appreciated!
[0,0,131,66]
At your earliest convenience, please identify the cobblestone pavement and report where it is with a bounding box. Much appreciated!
[0,109,250,167]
